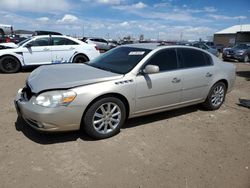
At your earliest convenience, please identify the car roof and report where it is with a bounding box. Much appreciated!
[123,43,161,50]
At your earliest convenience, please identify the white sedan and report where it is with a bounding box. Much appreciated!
[0,35,100,73]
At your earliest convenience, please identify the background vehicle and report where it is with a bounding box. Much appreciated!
[33,30,62,36]
[0,24,13,36]
[0,35,100,73]
[222,43,250,62]
[176,41,219,57]
[15,44,235,139]
[83,37,116,52]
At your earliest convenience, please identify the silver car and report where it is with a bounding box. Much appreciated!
[15,44,236,139]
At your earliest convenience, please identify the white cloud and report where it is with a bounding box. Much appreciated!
[114,2,147,10]
[36,17,50,22]
[208,14,247,20]
[57,14,79,23]
[132,2,147,9]
[97,0,121,5]
[203,6,217,13]
[120,21,130,27]
[153,3,170,8]
[0,0,70,13]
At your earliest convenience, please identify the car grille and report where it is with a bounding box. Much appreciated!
[227,50,235,55]
[22,84,34,101]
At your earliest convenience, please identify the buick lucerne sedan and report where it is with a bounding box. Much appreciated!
[15,44,236,139]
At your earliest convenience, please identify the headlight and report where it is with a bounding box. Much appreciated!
[236,51,244,55]
[34,90,76,107]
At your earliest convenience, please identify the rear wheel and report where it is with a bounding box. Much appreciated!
[0,56,20,73]
[72,54,88,63]
[202,82,226,110]
[83,97,126,139]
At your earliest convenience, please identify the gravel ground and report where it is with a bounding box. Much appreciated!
[0,62,249,188]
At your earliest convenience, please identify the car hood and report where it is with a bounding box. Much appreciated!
[27,64,123,93]
[0,42,18,49]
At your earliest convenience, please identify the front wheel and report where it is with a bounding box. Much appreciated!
[0,56,21,73]
[202,82,226,110]
[82,97,126,139]
[243,54,249,63]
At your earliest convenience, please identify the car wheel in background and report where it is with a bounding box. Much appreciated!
[83,97,126,139]
[243,54,249,63]
[202,82,226,110]
[72,54,89,63]
[0,56,20,73]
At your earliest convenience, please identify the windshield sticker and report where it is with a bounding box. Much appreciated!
[129,51,145,55]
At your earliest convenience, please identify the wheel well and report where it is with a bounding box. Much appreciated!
[0,55,21,65]
[216,79,228,90]
[81,93,130,128]
[73,53,89,61]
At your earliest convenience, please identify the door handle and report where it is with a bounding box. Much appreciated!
[43,48,50,51]
[206,72,213,77]
[172,77,181,83]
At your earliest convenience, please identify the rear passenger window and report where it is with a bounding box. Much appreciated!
[178,48,209,68]
[146,49,178,72]
[203,53,213,65]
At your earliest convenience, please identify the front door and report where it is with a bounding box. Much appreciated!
[22,37,51,65]
[135,48,182,114]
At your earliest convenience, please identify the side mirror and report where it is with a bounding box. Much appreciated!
[25,43,32,48]
[143,65,159,74]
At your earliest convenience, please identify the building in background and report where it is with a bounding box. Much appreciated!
[214,24,250,47]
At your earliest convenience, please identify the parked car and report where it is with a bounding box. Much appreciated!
[0,35,100,73]
[33,30,62,36]
[176,41,219,57]
[192,42,219,57]
[14,44,235,139]
[222,43,250,62]
[84,37,115,52]
[215,44,225,53]
[0,24,13,36]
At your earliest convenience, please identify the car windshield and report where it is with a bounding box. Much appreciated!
[88,46,151,74]
[17,38,31,46]
[233,44,248,50]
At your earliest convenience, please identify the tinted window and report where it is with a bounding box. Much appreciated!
[52,37,78,45]
[145,49,178,71]
[178,48,209,68]
[89,47,151,74]
[203,53,213,65]
[29,38,49,46]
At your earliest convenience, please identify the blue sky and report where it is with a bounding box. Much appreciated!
[0,0,249,40]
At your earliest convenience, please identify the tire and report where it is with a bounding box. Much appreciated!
[0,56,21,73]
[202,82,226,110]
[72,54,88,63]
[83,97,126,139]
[243,54,249,63]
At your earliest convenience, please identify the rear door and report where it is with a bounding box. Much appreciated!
[135,48,182,113]
[176,48,214,103]
[50,37,80,63]
[22,37,51,65]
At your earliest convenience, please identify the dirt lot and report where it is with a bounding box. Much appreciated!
[0,62,249,188]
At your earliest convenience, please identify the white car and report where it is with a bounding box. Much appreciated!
[85,38,115,52]
[0,35,100,73]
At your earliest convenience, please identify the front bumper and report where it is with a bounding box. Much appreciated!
[14,89,82,132]
[222,53,244,61]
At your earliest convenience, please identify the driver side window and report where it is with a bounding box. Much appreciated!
[145,49,178,72]
[29,38,49,47]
